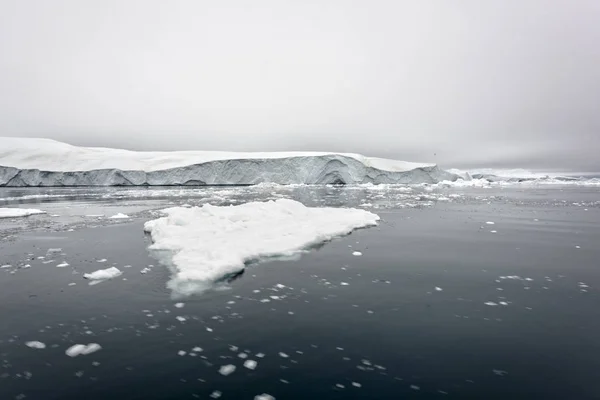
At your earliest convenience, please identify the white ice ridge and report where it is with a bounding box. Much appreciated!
[0,137,458,186]
[144,199,379,295]
[0,208,45,218]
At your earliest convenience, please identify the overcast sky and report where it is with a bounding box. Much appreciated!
[0,0,599,171]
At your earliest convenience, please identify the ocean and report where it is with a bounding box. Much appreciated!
[0,184,599,399]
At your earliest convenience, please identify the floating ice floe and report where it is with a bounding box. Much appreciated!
[144,199,379,296]
[83,267,123,282]
[109,213,130,219]
[0,208,45,218]
[65,343,102,357]
[25,341,46,349]
[218,364,236,376]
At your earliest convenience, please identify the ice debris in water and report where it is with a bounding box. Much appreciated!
[210,391,222,399]
[56,262,69,268]
[278,352,289,358]
[352,382,362,388]
[435,287,443,291]
[218,364,236,376]
[109,213,130,219]
[25,341,46,349]
[143,199,379,296]
[493,369,508,376]
[83,267,122,281]
[174,302,185,308]
[244,360,258,370]
[486,221,495,225]
[352,251,363,256]
[65,343,102,357]
[254,394,275,400]
[484,302,498,306]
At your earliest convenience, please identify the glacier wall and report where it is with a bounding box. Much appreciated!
[0,155,458,186]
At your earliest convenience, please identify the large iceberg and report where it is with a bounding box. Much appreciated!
[0,137,458,186]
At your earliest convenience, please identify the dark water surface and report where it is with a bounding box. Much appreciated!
[1,185,599,399]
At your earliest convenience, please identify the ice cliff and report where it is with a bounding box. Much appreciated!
[0,137,459,186]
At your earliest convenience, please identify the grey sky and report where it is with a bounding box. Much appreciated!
[1,0,599,171]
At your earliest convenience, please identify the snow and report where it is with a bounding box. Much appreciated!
[83,267,123,281]
[65,343,102,357]
[0,137,456,186]
[25,341,46,349]
[144,199,379,295]
[0,208,45,218]
[0,137,433,173]
[109,213,130,219]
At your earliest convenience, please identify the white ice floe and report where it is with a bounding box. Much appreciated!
[65,343,102,357]
[0,208,45,218]
[83,267,123,281]
[244,360,258,370]
[435,287,443,291]
[56,262,69,268]
[484,301,498,306]
[218,364,236,376]
[352,251,363,256]
[144,199,379,295]
[25,341,46,349]
[109,213,130,219]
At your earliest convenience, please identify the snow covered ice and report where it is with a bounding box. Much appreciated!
[65,343,102,357]
[0,208,45,218]
[83,267,123,281]
[25,341,46,349]
[144,199,379,296]
[109,213,130,219]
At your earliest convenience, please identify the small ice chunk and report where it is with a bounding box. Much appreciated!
[278,352,289,358]
[84,267,122,281]
[176,316,186,322]
[340,282,349,286]
[174,302,185,308]
[65,343,102,357]
[56,262,69,268]
[210,391,222,399]
[410,385,420,390]
[25,341,46,349]
[485,221,495,225]
[178,351,187,356]
[256,353,265,358]
[109,213,130,219]
[352,382,362,388]
[96,259,107,263]
[493,369,508,376]
[484,302,498,306]
[244,360,258,370]
[335,384,345,389]
[499,301,508,306]
[352,251,363,256]
[435,287,443,291]
[490,230,497,233]
[218,364,236,376]
[192,347,203,352]
[254,394,275,400]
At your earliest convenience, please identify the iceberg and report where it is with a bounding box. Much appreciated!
[0,137,458,186]
[144,199,379,296]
